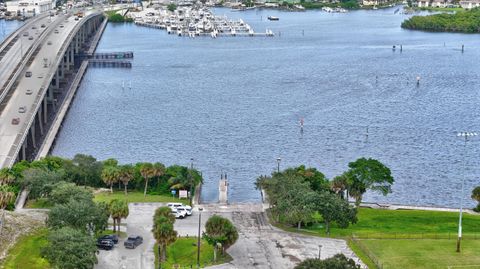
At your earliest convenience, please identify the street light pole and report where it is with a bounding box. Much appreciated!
[456,132,477,252]
[190,158,194,206]
[197,208,203,268]
[276,157,281,173]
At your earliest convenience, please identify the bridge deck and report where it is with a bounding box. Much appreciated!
[0,11,102,168]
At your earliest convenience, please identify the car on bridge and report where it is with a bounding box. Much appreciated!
[18,106,26,113]
[22,32,28,37]
[28,36,33,40]
[41,24,46,28]
[26,89,33,95]
[11,118,20,125]
[25,71,32,77]
[54,30,59,34]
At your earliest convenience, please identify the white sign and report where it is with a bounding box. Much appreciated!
[179,190,188,199]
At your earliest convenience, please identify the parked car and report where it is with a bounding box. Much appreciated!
[98,234,119,244]
[124,236,143,249]
[31,25,36,29]
[18,106,26,113]
[28,36,33,40]
[25,71,32,77]
[22,32,28,36]
[26,89,33,95]
[54,29,59,34]
[47,41,52,45]
[168,203,192,213]
[176,206,192,216]
[173,209,186,219]
[41,24,46,28]
[96,239,114,250]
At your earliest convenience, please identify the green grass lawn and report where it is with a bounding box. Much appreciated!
[304,208,480,239]
[94,190,184,204]
[155,237,232,269]
[25,198,54,209]
[1,229,50,269]
[360,239,480,269]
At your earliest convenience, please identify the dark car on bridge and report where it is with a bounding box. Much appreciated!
[124,236,143,249]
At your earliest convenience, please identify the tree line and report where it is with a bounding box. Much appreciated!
[0,154,203,209]
[256,158,394,234]
[401,8,480,33]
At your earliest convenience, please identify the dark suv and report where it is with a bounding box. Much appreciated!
[96,239,114,250]
[98,234,119,244]
[124,236,143,249]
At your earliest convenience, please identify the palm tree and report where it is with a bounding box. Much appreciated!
[139,163,154,197]
[151,162,166,191]
[0,168,16,185]
[0,185,16,235]
[119,165,134,196]
[154,206,175,224]
[108,199,129,233]
[152,207,177,268]
[101,166,120,193]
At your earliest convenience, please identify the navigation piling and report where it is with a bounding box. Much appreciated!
[461,44,464,53]
[219,173,228,204]
[416,76,421,87]
[400,45,403,52]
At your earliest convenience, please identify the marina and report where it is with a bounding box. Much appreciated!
[2,7,477,207]
[130,6,275,37]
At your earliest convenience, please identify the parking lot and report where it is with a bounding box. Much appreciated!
[95,202,364,269]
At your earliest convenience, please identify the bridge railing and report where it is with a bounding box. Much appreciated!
[0,14,48,58]
[0,14,65,115]
[5,12,104,168]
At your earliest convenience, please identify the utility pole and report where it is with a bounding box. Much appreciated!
[456,132,477,252]
[189,158,194,206]
[197,208,203,268]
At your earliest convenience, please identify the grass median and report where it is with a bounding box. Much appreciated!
[94,190,184,204]
[155,237,232,269]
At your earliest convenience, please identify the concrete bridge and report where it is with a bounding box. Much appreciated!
[0,9,106,168]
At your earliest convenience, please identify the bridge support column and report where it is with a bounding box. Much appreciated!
[43,95,48,124]
[30,124,36,149]
[37,109,44,136]
[47,86,56,111]
[21,141,27,161]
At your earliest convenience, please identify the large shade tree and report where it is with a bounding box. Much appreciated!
[48,199,109,233]
[345,158,394,205]
[42,227,97,269]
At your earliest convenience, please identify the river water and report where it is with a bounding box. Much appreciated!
[3,7,480,207]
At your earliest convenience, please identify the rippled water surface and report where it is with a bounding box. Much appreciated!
[8,7,480,207]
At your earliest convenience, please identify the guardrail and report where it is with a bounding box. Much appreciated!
[5,12,104,168]
[0,14,49,57]
[0,14,66,114]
